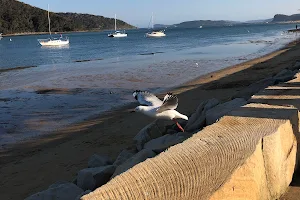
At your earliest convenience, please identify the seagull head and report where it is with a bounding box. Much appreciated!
[129,106,142,113]
[134,106,143,112]
[131,106,149,114]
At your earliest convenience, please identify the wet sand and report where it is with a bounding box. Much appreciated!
[1,40,300,200]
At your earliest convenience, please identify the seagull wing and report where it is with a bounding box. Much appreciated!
[156,93,178,113]
[133,90,163,106]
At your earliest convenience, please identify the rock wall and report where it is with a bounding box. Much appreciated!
[82,101,299,199]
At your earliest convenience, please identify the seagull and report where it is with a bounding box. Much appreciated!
[132,90,188,132]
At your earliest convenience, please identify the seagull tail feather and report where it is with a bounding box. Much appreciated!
[175,112,188,120]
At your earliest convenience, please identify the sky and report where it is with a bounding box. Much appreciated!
[20,0,300,27]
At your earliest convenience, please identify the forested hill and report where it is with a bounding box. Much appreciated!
[0,0,135,34]
[272,14,300,22]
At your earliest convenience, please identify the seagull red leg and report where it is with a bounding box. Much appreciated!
[172,119,185,132]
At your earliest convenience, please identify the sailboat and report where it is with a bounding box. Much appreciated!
[108,14,127,38]
[37,5,69,46]
[145,13,166,38]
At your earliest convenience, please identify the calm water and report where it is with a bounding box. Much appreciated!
[0,23,298,69]
[0,23,299,146]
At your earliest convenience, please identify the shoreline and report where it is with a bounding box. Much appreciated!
[1,38,300,199]
[1,28,137,37]
[0,39,290,147]
[1,22,299,37]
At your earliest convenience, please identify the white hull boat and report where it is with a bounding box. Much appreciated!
[38,37,69,46]
[145,31,166,37]
[38,5,69,46]
[108,14,127,38]
[108,31,127,38]
[145,13,166,38]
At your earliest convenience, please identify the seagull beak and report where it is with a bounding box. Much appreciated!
[129,109,135,113]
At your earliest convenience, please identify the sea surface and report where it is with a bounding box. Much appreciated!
[0,23,299,147]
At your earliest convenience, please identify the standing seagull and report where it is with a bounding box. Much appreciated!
[132,90,188,132]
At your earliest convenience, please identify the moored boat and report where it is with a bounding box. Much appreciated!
[37,5,69,46]
[108,14,127,38]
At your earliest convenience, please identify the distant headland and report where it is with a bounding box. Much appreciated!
[0,0,135,35]
[154,13,300,29]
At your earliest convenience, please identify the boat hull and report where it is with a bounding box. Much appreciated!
[38,39,69,46]
[145,32,166,37]
[108,33,127,38]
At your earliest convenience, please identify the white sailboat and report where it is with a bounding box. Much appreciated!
[108,14,127,38]
[145,13,166,38]
[37,4,69,46]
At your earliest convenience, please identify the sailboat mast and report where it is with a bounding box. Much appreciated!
[151,12,154,29]
[114,14,117,31]
[48,4,51,35]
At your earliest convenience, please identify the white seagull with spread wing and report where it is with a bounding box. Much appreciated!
[132,90,188,132]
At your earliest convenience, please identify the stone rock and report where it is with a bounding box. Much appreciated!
[273,69,296,84]
[185,99,219,132]
[203,98,220,112]
[166,129,178,135]
[113,147,138,166]
[171,120,188,132]
[186,101,206,127]
[72,178,77,185]
[77,165,115,191]
[291,61,300,70]
[25,183,83,200]
[232,77,275,100]
[133,123,153,151]
[149,119,173,138]
[143,133,187,154]
[112,149,156,178]
[75,190,91,200]
[175,132,194,138]
[133,120,174,151]
[48,180,69,188]
[88,154,112,168]
[185,115,206,133]
[206,98,247,125]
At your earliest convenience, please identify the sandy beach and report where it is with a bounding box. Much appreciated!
[1,39,300,200]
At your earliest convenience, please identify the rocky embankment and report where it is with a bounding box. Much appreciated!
[25,62,300,200]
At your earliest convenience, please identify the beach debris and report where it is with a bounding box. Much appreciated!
[111,149,156,178]
[77,165,116,191]
[74,58,103,63]
[205,98,247,125]
[0,65,37,73]
[139,51,164,56]
[132,91,188,132]
[88,154,113,168]
[25,182,83,200]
